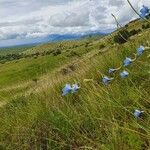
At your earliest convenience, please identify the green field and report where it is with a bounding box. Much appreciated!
[0,18,150,149]
[0,45,34,55]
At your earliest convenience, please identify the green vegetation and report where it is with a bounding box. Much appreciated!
[0,18,150,149]
[0,45,34,55]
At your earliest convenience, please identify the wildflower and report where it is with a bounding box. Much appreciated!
[123,57,132,66]
[123,53,137,66]
[137,45,145,55]
[120,70,129,78]
[102,76,113,85]
[62,84,72,96]
[109,68,117,74]
[72,84,80,93]
[140,5,150,18]
[108,65,122,74]
[133,109,144,118]
[62,83,80,96]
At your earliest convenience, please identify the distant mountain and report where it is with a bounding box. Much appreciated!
[46,34,81,42]
[43,32,108,43]
[0,31,111,48]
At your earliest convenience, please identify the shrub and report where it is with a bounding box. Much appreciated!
[99,44,105,49]
[33,56,38,59]
[0,53,23,62]
[73,45,78,48]
[0,60,6,64]
[46,51,52,55]
[35,52,40,57]
[142,24,150,29]
[114,29,130,44]
[129,29,141,36]
[61,68,70,75]
[53,49,61,56]
[32,78,38,83]
[85,42,90,47]
[68,51,80,57]
[68,64,76,71]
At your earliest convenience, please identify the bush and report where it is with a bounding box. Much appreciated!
[45,51,52,55]
[72,45,78,48]
[142,24,150,29]
[33,56,38,59]
[35,52,40,57]
[114,29,130,44]
[99,44,105,49]
[68,51,80,57]
[61,68,70,75]
[129,29,141,36]
[0,53,23,62]
[85,42,90,48]
[32,78,38,83]
[0,60,6,64]
[68,64,76,71]
[53,49,61,56]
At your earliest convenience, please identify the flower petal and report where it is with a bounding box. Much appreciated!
[120,70,129,78]
[62,84,72,96]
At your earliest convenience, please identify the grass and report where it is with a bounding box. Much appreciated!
[0,36,105,88]
[0,18,150,149]
[0,55,69,87]
[0,45,34,55]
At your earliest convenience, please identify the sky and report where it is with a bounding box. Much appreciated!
[0,0,150,47]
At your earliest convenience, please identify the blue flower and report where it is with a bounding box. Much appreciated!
[72,84,80,93]
[140,5,150,18]
[62,84,72,96]
[109,68,117,74]
[102,76,113,85]
[108,65,122,74]
[123,57,132,66]
[62,83,80,96]
[137,45,145,55]
[120,70,129,78]
[133,109,144,118]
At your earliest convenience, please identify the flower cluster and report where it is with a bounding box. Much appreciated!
[61,0,150,110]
[102,45,146,118]
[62,83,80,96]
[62,45,145,91]
[101,45,145,85]
[62,44,147,118]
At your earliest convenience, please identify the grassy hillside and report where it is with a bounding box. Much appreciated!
[0,45,34,55]
[0,18,150,149]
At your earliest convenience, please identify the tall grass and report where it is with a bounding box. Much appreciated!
[0,21,150,149]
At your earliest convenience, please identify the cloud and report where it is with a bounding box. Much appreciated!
[108,0,124,6]
[0,0,150,45]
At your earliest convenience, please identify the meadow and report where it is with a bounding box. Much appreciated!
[0,17,150,149]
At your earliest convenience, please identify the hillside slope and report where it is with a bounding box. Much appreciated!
[0,18,150,149]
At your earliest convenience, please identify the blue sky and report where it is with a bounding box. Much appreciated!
[0,0,149,47]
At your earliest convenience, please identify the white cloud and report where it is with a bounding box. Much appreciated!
[0,0,150,44]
